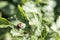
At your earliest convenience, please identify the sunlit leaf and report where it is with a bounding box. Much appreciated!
[0,1,8,8]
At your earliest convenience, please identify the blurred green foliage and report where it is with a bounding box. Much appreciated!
[0,0,60,40]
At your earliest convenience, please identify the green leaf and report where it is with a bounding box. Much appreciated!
[16,5,28,23]
[20,0,28,4]
[4,32,12,40]
[0,17,13,28]
[17,5,34,34]
[17,5,27,18]
[0,1,8,8]
[0,12,2,17]
[28,35,38,40]
[0,18,10,25]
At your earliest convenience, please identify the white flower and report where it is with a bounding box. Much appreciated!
[22,1,38,13]
[10,29,20,36]
[56,16,60,29]
[48,0,56,8]
[51,22,57,32]
[34,28,41,36]
[51,16,60,36]
[29,19,38,25]
[43,6,53,12]
[49,16,60,39]
[50,38,55,40]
